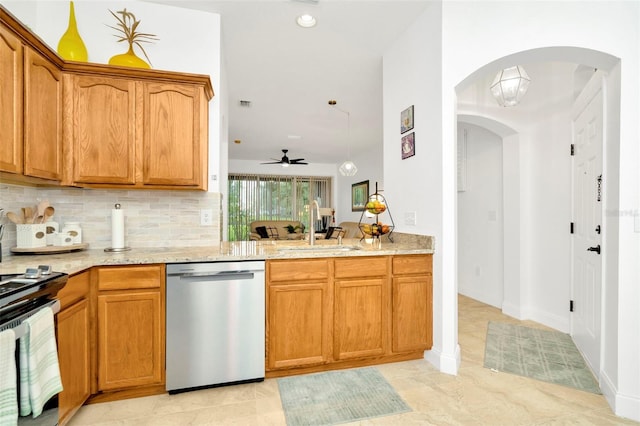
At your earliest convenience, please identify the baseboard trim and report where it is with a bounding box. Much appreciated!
[600,369,640,422]
[424,344,460,375]
[501,301,524,320]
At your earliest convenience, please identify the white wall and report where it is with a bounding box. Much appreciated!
[383,0,639,419]
[458,62,577,332]
[335,149,384,224]
[457,123,503,309]
[383,3,458,374]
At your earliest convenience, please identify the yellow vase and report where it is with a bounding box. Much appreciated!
[109,46,150,69]
[57,1,88,62]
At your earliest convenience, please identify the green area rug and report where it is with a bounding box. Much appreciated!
[484,322,601,394]
[277,367,411,425]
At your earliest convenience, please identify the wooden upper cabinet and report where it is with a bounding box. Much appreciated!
[1,8,212,189]
[23,46,63,180]
[66,75,136,185]
[141,82,206,187]
[0,22,23,174]
[64,78,208,189]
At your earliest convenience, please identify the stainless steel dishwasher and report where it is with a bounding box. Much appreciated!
[166,261,265,393]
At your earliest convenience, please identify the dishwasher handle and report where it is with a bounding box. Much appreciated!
[171,270,256,281]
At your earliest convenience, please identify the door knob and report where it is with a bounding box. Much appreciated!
[587,245,601,254]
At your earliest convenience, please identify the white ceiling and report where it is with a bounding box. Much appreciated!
[146,0,433,166]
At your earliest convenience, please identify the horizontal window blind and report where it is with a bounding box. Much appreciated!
[228,174,332,241]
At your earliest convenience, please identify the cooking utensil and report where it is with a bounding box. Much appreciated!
[6,212,22,224]
[36,200,49,220]
[23,207,35,223]
[42,206,55,223]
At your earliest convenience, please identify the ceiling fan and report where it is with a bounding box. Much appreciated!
[261,149,308,167]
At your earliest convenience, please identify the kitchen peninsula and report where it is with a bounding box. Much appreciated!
[0,236,433,275]
[0,236,433,425]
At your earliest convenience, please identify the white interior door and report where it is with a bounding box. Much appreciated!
[571,72,604,375]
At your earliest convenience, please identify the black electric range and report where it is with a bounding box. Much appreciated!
[0,267,68,329]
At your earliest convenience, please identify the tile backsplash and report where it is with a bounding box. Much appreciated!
[1,183,221,259]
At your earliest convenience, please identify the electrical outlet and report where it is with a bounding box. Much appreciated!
[200,209,213,226]
[404,211,416,226]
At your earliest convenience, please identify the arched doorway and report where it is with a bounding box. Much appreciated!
[453,49,620,384]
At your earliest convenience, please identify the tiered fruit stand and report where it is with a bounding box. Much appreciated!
[358,183,395,243]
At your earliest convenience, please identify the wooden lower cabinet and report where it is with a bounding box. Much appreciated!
[268,282,331,370]
[267,259,331,370]
[266,254,432,377]
[391,255,433,352]
[95,265,165,392]
[334,256,388,361]
[56,271,91,425]
[55,265,165,424]
[97,290,163,390]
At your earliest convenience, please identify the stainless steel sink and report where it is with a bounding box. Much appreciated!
[277,245,362,252]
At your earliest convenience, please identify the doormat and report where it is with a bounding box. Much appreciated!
[484,322,601,394]
[277,367,411,426]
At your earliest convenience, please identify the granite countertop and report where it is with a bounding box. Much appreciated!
[0,234,434,275]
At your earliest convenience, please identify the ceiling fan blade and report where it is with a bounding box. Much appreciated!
[261,149,307,165]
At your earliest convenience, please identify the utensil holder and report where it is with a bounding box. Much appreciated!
[16,224,47,248]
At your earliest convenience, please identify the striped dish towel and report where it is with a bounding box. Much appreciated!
[0,329,18,425]
[18,307,63,418]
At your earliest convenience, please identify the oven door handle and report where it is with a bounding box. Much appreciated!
[9,299,60,340]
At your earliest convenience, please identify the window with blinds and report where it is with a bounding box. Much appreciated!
[228,174,333,241]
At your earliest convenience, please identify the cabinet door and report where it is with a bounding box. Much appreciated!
[0,23,23,174]
[392,275,432,352]
[334,278,386,360]
[57,298,90,424]
[268,282,331,370]
[97,290,163,390]
[23,47,62,180]
[141,82,205,187]
[69,75,136,184]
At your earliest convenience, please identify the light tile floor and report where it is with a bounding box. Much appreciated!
[68,295,638,425]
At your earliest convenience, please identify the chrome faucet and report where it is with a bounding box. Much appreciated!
[309,200,321,246]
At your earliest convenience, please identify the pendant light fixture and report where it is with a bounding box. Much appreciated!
[490,65,531,107]
[329,100,358,176]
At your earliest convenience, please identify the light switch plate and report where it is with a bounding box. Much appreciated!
[200,209,213,226]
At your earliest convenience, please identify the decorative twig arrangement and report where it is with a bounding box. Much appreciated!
[107,8,158,65]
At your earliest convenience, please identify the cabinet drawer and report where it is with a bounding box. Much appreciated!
[392,255,433,276]
[334,256,387,279]
[57,270,90,309]
[268,259,329,283]
[97,265,163,291]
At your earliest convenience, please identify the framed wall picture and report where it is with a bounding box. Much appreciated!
[401,132,415,159]
[401,105,414,134]
[351,180,369,211]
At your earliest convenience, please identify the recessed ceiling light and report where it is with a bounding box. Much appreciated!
[296,14,316,28]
